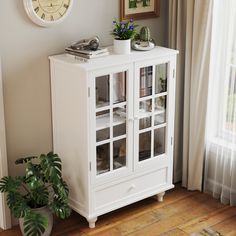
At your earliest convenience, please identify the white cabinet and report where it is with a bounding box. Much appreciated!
[49,46,178,228]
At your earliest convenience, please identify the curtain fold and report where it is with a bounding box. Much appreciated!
[168,0,186,183]
[168,0,213,190]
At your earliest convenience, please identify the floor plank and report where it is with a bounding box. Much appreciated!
[0,186,236,236]
[0,226,22,236]
[84,186,198,235]
[160,229,188,236]
[126,193,225,236]
[211,215,236,235]
[179,206,236,234]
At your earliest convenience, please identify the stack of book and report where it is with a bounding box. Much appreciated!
[65,47,109,59]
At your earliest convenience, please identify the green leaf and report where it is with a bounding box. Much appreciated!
[23,211,48,236]
[7,192,30,218]
[15,156,37,165]
[49,199,71,219]
[25,163,44,190]
[31,186,49,207]
[53,180,69,204]
[40,152,62,183]
[0,176,22,193]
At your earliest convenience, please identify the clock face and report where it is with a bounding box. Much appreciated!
[33,0,71,22]
[23,0,73,26]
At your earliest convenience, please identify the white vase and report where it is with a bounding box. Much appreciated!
[113,39,131,54]
[19,206,53,236]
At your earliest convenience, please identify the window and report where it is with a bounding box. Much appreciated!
[222,9,236,138]
[207,0,236,144]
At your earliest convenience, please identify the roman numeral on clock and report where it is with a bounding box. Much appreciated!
[41,13,45,19]
[64,4,69,9]
[34,7,39,13]
[51,15,54,21]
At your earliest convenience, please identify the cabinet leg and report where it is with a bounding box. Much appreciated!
[87,217,97,228]
[157,192,165,202]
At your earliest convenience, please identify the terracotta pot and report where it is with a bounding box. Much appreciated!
[113,39,131,54]
[19,206,53,236]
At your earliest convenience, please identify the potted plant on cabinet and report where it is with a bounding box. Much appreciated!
[111,18,137,54]
[0,152,71,236]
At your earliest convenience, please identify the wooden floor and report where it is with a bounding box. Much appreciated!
[1,186,236,236]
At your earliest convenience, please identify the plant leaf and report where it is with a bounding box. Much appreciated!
[0,176,22,193]
[25,163,44,190]
[53,179,69,203]
[49,198,71,219]
[23,211,48,236]
[40,152,62,184]
[7,192,30,218]
[31,186,49,207]
[15,156,37,165]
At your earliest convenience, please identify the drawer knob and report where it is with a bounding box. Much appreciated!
[129,184,136,191]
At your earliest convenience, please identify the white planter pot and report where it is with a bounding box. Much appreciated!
[113,39,131,54]
[19,207,53,236]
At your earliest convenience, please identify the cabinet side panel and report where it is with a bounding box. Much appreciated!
[50,61,89,216]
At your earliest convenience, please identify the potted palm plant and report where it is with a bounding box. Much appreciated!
[0,152,71,236]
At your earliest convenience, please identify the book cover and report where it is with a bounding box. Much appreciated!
[65,47,108,55]
[67,51,109,59]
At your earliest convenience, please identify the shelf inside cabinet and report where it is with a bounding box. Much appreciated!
[96,113,126,131]
[139,110,152,119]
[154,92,168,98]
[96,102,110,109]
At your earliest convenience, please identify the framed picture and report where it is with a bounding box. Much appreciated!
[120,0,160,21]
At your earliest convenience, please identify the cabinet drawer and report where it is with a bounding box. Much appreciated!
[95,168,167,210]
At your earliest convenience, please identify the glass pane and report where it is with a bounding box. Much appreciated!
[140,99,152,115]
[96,110,110,130]
[96,128,110,142]
[96,75,110,108]
[113,72,126,104]
[155,64,168,94]
[154,128,166,156]
[154,112,166,126]
[113,138,126,170]
[114,123,126,137]
[154,96,166,113]
[139,131,151,161]
[139,116,152,130]
[113,106,126,125]
[97,143,110,175]
[140,66,153,97]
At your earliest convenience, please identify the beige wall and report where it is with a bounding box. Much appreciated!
[0,59,11,229]
[0,0,168,177]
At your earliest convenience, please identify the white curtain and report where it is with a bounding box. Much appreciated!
[204,0,236,206]
[169,0,213,190]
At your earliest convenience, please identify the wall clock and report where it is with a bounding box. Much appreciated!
[23,0,73,27]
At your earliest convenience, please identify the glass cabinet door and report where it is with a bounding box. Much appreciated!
[95,71,129,177]
[136,63,169,165]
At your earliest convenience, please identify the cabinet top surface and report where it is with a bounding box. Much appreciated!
[49,46,178,71]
